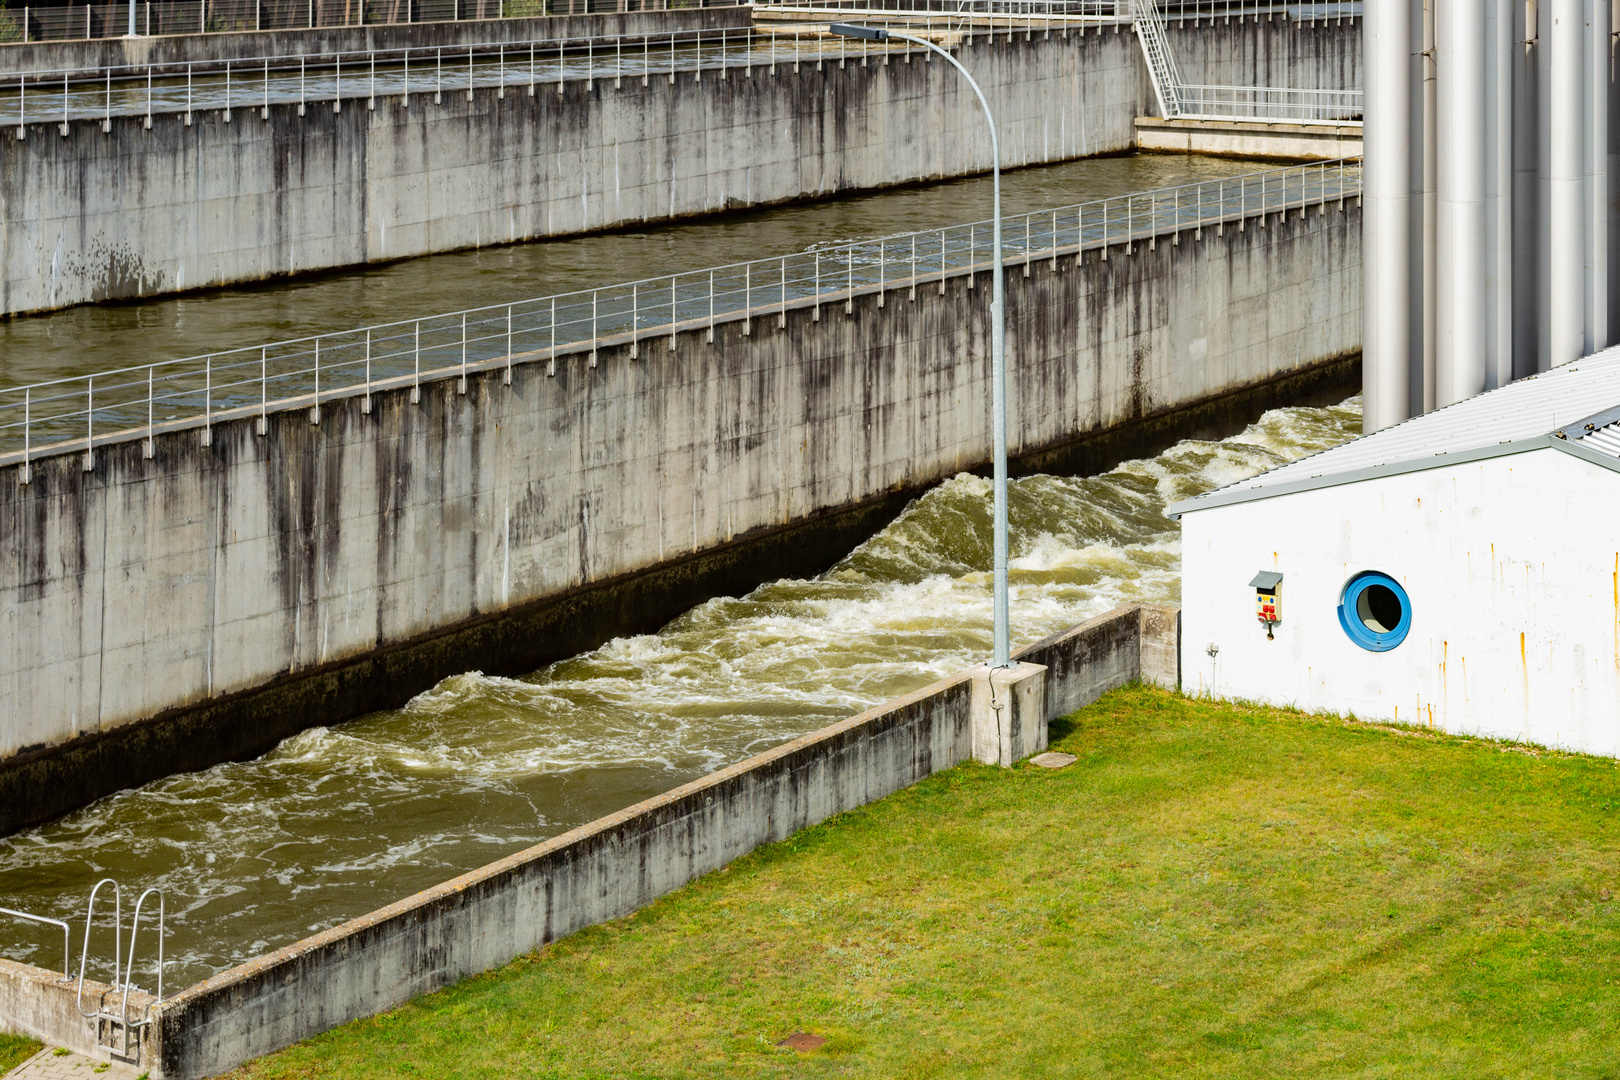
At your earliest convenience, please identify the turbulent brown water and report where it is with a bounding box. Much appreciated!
[0,397,1362,989]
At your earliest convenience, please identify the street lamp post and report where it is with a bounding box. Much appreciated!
[829,21,1011,668]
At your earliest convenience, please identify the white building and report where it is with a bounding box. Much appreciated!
[1168,348,1620,757]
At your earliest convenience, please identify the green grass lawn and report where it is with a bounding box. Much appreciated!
[234,686,1620,1079]
[0,1033,42,1074]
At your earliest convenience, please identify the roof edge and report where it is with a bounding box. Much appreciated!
[1165,436,1557,519]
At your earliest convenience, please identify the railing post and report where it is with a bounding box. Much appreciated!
[82,377,93,472]
[844,247,853,313]
[548,297,556,376]
[631,283,640,357]
[258,347,267,434]
[144,366,153,458]
[21,387,30,484]
[590,291,599,367]
[311,339,321,423]
[505,305,513,384]
[743,264,751,334]
[909,233,916,300]
[460,312,469,390]
[706,271,715,341]
[877,239,885,308]
[363,329,373,412]
[202,354,212,445]
[412,322,421,403]
[813,252,820,321]
[779,256,787,328]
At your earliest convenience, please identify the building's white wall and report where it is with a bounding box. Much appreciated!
[1180,449,1620,756]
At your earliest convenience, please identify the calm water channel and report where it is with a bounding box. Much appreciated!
[0,398,1362,989]
[0,152,1271,389]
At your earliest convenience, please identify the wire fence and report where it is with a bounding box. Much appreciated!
[1,18,989,126]
[0,159,1361,475]
[0,0,743,43]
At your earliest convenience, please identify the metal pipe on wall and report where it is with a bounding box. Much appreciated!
[1415,0,1438,412]
[1437,0,1488,406]
[1364,0,1412,432]
[1483,0,1515,391]
[1514,0,1541,381]
[1582,0,1609,355]
[1540,0,1586,370]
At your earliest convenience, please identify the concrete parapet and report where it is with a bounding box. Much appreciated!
[1134,117,1362,160]
[0,603,1177,1078]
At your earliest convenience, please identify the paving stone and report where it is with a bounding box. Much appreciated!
[1029,751,1077,769]
[4,1047,143,1080]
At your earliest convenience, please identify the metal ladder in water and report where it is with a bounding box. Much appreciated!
[1132,0,1185,120]
[74,879,166,1064]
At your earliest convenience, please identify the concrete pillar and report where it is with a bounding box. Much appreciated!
[1583,0,1610,355]
[1484,0,1516,391]
[1437,0,1488,406]
[1363,0,1413,431]
[970,662,1047,767]
[1541,0,1587,369]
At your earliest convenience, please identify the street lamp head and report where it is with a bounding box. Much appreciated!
[828,22,889,41]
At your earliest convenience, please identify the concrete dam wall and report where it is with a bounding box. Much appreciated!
[0,188,1363,835]
[0,15,1360,316]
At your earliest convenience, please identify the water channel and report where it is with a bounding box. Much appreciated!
[0,150,1358,990]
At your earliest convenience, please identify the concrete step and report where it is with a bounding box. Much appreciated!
[1135,115,1362,160]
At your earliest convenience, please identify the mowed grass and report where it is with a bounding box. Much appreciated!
[234,686,1620,1079]
[0,1034,42,1074]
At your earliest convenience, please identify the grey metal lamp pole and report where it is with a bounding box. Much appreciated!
[829,21,1010,668]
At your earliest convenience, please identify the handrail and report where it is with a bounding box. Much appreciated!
[0,906,72,978]
[114,888,164,1059]
[0,159,1361,466]
[0,0,750,46]
[74,878,121,1018]
[0,17,963,127]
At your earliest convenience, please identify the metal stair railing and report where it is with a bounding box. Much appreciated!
[1131,0,1184,118]
[70,879,166,1065]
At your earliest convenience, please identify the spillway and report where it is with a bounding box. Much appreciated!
[0,396,1360,988]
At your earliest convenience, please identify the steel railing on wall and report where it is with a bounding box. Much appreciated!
[0,0,744,44]
[1,19,971,126]
[755,0,1124,18]
[0,160,1360,475]
[1176,82,1359,123]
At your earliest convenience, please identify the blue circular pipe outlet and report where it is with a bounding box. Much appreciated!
[1338,572,1412,652]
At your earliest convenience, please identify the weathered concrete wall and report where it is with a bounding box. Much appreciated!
[0,602,1176,1076]
[0,30,1137,315]
[1163,12,1361,96]
[0,7,753,74]
[0,192,1361,835]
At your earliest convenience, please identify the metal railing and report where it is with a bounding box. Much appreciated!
[1,19,936,127]
[1176,82,1359,123]
[0,0,743,44]
[0,906,72,978]
[755,0,1125,19]
[0,160,1360,472]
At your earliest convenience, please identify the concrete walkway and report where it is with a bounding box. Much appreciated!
[3,1048,143,1080]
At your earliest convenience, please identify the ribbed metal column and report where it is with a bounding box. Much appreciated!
[1364,0,1412,431]
[1415,0,1438,411]
[1582,0,1609,355]
[1437,0,1487,406]
[1541,0,1586,370]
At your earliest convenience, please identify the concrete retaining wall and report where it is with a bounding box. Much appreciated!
[0,30,1137,316]
[0,192,1362,835]
[0,602,1179,1077]
[0,15,1362,316]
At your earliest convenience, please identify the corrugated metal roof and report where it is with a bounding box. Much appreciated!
[1168,345,1620,518]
